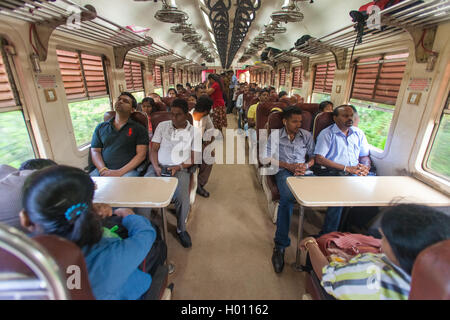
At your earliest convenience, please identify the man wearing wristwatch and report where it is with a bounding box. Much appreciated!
[266,106,315,273]
[314,105,372,235]
[145,99,202,248]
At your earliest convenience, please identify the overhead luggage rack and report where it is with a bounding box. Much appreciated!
[271,0,450,70]
[0,0,199,68]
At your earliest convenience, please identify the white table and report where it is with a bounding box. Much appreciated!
[92,177,178,273]
[286,176,450,270]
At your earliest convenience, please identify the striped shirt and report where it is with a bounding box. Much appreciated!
[321,253,411,300]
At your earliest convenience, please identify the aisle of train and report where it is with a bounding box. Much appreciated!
[162,114,307,299]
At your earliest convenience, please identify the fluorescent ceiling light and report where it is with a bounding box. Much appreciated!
[202,9,213,31]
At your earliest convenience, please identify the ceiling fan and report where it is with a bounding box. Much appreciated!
[271,0,311,23]
[154,0,188,23]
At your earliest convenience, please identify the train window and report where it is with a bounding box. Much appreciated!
[56,49,111,148]
[291,66,303,89]
[279,68,286,91]
[0,41,36,167]
[153,64,163,96]
[312,62,335,103]
[124,60,145,102]
[424,94,450,180]
[179,69,183,84]
[168,67,175,87]
[350,52,409,150]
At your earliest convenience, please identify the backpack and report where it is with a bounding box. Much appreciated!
[294,35,312,47]
[317,232,382,257]
[102,215,167,277]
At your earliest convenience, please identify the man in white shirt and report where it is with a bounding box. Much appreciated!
[145,99,202,248]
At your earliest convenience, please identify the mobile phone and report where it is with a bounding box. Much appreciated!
[160,167,171,177]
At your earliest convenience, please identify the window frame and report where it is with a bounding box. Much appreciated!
[292,65,303,89]
[56,47,112,149]
[312,61,335,95]
[422,93,450,182]
[124,59,145,94]
[347,51,409,154]
[0,38,38,162]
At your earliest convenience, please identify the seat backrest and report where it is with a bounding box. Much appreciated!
[267,109,312,133]
[150,111,193,132]
[103,111,148,130]
[256,102,289,133]
[279,96,293,106]
[292,94,304,104]
[269,93,278,102]
[154,101,168,112]
[161,97,175,108]
[296,103,320,115]
[313,112,334,142]
[409,239,450,300]
[0,227,94,300]
[33,235,95,300]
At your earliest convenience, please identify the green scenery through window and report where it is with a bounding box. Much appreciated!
[426,113,450,179]
[153,88,163,97]
[131,91,145,103]
[68,97,111,147]
[312,92,331,104]
[350,98,395,150]
[0,110,35,168]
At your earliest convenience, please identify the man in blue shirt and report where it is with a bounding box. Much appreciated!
[265,106,315,273]
[314,105,372,234]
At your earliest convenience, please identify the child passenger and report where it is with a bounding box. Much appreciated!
[20,165,156,300]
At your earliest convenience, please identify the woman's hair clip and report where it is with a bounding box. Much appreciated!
[65,203,88,221]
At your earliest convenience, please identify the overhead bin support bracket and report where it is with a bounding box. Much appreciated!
[302,40,348,70]
[114,37,153,69]
[147,51,174,71]
[382,16,438,70]
[32,5,97,62]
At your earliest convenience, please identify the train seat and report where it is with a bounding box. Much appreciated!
[292,94,304,104]
[296,103,320,116]
[0,232,94,300]
[0,228,172,300]
[312,112,334,142]
[161,97,176,109]
[409,239,450,300]
[155,101,168,112]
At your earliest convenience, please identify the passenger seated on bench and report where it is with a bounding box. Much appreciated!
[149,92,162,104]
[278,91,288,100]
[265,106,315,274]
[145,99,202,248]
[90,92,149,177]
[314,105,372,234]
[300,204,450,300]
[0,159,57,232]
[20,165,156,300]
[141,97,156,140]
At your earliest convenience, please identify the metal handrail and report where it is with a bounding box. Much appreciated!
[0,223,69,300]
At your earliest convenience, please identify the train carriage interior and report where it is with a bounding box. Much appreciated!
[0,0,449,302]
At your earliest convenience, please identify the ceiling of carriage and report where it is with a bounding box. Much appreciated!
[71,0,371,68]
